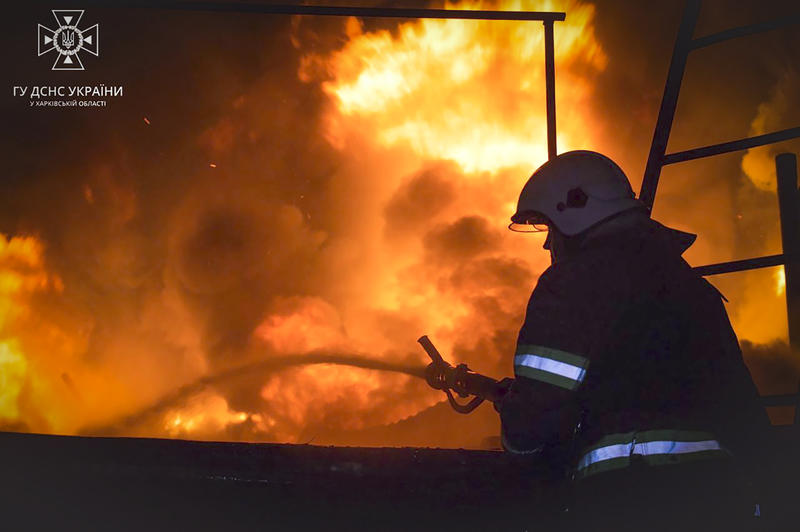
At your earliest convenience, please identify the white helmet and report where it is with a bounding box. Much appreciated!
[510,150,644,236]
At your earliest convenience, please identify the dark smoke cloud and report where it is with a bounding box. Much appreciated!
[167,193,326,358]
[423,215,502,262]
[740,340,800,395]
[383,164,457,235]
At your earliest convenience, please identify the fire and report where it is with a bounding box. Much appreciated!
[257,364,385,442]
[0,232,154,435]
[0,234,97,433]
[164,392,250,439]
[777,267,786,296]
[150,0,606,443]
[298,0,605,341]
[308,0,605,174]
[5,1,793,444]
[255,296,348,353]
[0,235,49,423]
[0,341,27,420]
[2,1,608,445]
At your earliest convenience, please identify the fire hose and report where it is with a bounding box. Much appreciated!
[418,335,511,414]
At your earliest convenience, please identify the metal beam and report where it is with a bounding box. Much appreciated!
[543,20,557,160]
[662,127,800,166]
[777,153,800,425]
[692,254,785,277]
[639,0,702,210]
[88,2,567,21]
[85,2,566,153]
[691,13,800,50]
[777,154,800,346]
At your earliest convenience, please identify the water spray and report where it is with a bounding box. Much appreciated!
[82,351,426,436]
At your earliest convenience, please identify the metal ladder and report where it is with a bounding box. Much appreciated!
[638,0,800,421]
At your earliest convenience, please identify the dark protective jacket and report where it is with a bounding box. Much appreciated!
[500,214,770,482]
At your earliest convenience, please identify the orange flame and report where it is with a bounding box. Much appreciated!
[0,235,50,423]
[777,267,786,296]
[2,2,608,445]
[156,0,607,442]
[6,1,793,444]
[308,0,606,174]
[164,392,249,439]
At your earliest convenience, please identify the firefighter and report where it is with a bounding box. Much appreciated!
[501,150,770,530]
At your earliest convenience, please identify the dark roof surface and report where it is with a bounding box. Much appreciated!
[1,428,797,531]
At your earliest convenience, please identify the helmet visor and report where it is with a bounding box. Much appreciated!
[509,221,549,233]
[508,211,550,233]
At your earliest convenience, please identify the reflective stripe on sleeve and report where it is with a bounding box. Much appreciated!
[575,429,730,479]
[514,345,589,391]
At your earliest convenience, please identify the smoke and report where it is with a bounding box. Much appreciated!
[740,339,800,425]
[741,340,800,394]
[724,66,800,344]
[741,70,800,192]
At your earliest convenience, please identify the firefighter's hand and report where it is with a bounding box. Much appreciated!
[497,378,544,453]
[498,378,576,457]
[493,377,515,412]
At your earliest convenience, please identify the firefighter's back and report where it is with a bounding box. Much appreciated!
[562,217,767,530]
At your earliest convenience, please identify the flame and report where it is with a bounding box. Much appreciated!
[777,267,786,296]
[255,296,348,353]
[0,233,149,434]
[3,1,608,445]
[0,341,27,420]
[4,0,795,444]
[164,392,250,439]
[307,0,605,174]
[258,364,379,441]
[0,235,49,423]
[161,0,604,443]
[0,234,85,431]
[295,0,604,351]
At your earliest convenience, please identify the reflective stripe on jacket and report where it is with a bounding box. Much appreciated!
[575,429,731,479]
[514,345,589,391]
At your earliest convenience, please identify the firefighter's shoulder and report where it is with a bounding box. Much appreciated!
[524,255,621,326]
[515,264,600,392]
[517,252,637,387]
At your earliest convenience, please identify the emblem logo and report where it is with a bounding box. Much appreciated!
[38,10,99,71]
